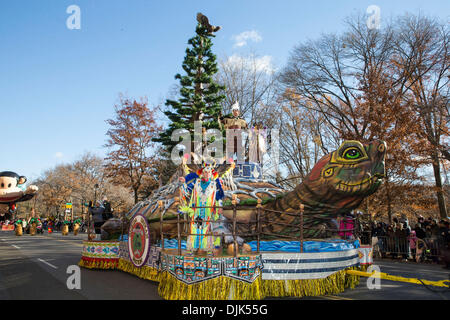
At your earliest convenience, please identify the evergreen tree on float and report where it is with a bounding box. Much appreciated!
[154,13,225,156]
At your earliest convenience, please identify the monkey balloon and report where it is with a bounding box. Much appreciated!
[0,171,38,216]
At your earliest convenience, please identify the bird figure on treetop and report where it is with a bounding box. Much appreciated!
[196,13,221,34]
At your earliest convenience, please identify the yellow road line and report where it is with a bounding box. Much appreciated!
[322,295,354,300]
[346,270,450,288]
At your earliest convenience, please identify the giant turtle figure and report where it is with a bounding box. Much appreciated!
[117,140,386,248]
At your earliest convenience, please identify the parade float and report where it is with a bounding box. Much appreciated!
[0,171,39,234]
[80,139,384,299]
[79,13,381,300]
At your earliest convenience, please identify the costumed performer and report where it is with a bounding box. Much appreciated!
[179,161,225,256]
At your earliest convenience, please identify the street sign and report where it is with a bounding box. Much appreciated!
[66,203,72,209]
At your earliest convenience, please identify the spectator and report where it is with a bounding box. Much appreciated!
[438,220,448,237]
[386,225,396,257]
[424,217,433,229]
[418,215,425,225]
[441,220,450,269]
[372,222,386,257]
[414,223,426,239]
[444,220,450,240]
[408,230,418,261]
[437,220,449,251]
[392,217,399,230]
[430,220,440,239]
[395,223,408,260]
[428,220,440,263]
[338,212,355,240]
[425,225,433,238]
[403,219,411,237]
[360,223,371,245]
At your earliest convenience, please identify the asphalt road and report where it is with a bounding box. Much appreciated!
[306,259,450,300]
[0,230,449,300]
[0,231,161,300]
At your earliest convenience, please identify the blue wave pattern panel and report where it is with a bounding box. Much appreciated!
[261,249,360,280]
[159,239,359,253]
[248,239,360,252]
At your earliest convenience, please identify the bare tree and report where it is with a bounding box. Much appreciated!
[104,95,162,204]
[278,13,434,222]
[216,54,280,128]
[393,15,449,218]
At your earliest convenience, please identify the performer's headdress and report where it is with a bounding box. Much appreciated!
[183,153,235,179]
[197,160,219,179]
[231,101,240,112]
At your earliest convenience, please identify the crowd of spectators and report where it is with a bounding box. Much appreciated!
[362,215,450,265]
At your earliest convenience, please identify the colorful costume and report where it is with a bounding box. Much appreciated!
[73,218,82,235]
[221,102,248,161]
[248,125,267,164]
[180,166,224,253]
[62,220,70,236]
[14,219,23,236]
[29,217,39,235]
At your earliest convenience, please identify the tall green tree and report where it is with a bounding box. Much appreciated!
[155,14,225,155]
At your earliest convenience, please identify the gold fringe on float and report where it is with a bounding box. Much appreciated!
[261,266,360,298]
[78,259,118,270]
[156,266,360,300]
[157,271,264,300]
[359,264,370,272]
[80,255,361,300]
[117,259,161,282]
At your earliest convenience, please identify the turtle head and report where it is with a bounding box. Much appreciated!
[304,140,386,211]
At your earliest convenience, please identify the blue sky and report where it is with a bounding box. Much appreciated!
[1,0,448,181]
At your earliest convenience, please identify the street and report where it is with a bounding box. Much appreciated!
[0,231,161,300]
[0,231,448,300]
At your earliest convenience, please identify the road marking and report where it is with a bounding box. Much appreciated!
[323,295,353,300]
[54,239,84,247]
[38,258,58,269]
[346,269,450,288]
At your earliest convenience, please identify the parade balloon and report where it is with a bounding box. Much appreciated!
[0,171,38,216]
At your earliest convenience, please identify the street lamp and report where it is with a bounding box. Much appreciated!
[88,183,100,241]
[94,183,99,205]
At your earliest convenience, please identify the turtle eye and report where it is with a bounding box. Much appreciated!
[343,147,363,160]
[323,167,334,178]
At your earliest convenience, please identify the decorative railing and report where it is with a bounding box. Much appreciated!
[157,195,358,257]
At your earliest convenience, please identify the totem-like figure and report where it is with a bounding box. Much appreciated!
[220,102,248,161]
[248,123,267,164]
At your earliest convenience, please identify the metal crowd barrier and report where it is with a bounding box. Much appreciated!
[371,235,446,263]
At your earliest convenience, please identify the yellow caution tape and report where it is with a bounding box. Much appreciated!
[346,269,450,288]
